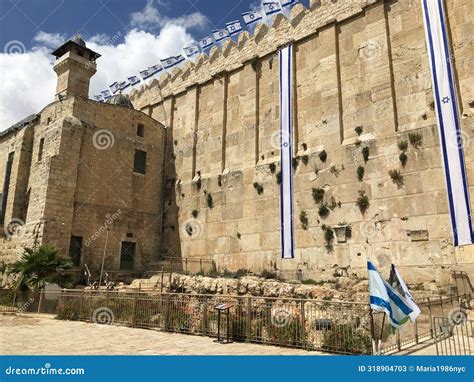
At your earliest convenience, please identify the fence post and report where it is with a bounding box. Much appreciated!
[300,300,306,347]
[440,296,444,317]
[427,298,433,339]
[185,258,188,275]
[160,268,164,293]
[396,329,401,351]
[132,293,138,326]
[79,290,85,319]
[200,259,203,274]
[414,320,419,344]
[37,289,44,314]
[246,296,252,342]
[202,297,208,334]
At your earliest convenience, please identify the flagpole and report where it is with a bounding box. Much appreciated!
[369,308,377,355]
[378,312,386,352]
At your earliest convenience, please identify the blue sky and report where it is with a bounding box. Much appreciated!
[0,0,309,129]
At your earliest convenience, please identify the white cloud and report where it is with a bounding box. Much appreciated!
[32,31,66,49]
[0,24,195,130]
[130,0,208,31]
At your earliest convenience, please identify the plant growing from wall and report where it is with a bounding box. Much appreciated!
[192,209,199,218]
[217,175,222,187]
[408,132,423,149]
[356,190,370,214]
[389,170,404,188]
[250,57,259,71]
[397,140,408,151]
[355,126,363,136]
[319,150,327,162]
[399,152,408,167]
[302,142,307,151]
[330,165,340,177]
[300,210,309,230]
[362,146,369,163]
[321,225,335,252]
[276,171,282,185]
[328,196,337,211]
[269,162,276,174]
[301,154,309,166]
[318,204,330,218]
[237,232,241,240]
[312,188,325,204]
[206,193,214,208]
[253,182,264,195]
[357,166,365,182]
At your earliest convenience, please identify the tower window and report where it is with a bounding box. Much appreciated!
[38,138,45,161]
[137,123,144,137]
[133,150,147,174]
[69,236,83,267]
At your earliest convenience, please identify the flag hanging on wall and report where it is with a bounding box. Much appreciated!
[421,0,473,246]
[279,44,295,259]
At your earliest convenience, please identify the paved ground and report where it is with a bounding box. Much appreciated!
[0,313,322,355]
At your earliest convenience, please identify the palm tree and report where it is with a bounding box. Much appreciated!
[8,245,73,292]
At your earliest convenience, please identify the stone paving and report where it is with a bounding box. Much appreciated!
[0,313,322,355]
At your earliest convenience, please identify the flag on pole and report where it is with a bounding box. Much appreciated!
[242,10,263,25]
[119,80,130,91]
[160,55,185,70]
[109,81,120,94]
[101,90,112,100]
[140,68,152,80]
[226,20,243,36]
[199,36,214,50]
[279,44,294,259]
[389,264,421,322]
[148,64,163,76]
[128,75,141,86]
[93,94,103,102]
[212,29,230,43]
[280,0,298,8]
[183,44,200,58]
[421,0,473,246]
[263,2,282,16]
[368,260,413,328]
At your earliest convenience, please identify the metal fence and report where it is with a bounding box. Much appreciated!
[433,316,473,355]
[53,290,372,354]
[378,294,467,354]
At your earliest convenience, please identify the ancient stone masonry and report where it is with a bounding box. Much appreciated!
[130,0,473,282]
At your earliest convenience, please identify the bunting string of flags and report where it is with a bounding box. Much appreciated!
[94,1,300,101]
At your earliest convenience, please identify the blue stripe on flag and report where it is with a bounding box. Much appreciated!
[370,296,401,326]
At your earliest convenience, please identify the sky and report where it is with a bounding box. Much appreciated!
[0,0,310,130]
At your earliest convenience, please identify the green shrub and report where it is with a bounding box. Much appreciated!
[399,152,408,167]
[408,132,423,148]
[397,140,408,151]
[389,169,404,188]
[322,324,372,354]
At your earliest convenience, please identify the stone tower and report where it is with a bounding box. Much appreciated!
[52,34,101,99]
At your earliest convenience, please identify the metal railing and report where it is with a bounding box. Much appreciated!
[433,316,473,355]
[379,294,468,354]
[53,289,372,354]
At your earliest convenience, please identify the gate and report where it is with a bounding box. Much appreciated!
[433,316,473,355]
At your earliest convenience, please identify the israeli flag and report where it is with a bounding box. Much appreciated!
[279,44,294,259]
[226,20,243,36]
[101,90,111,100]
[263,2,282,16]
[212,29,230,43]
[184,44,200,58]
[280,0,298,7]
[109,81,120,94]
[148,64,163,76]
[119,80,130,91]
[389,264,421,322]
[242,10,263,25]
[93,94,103,102]
[368,261,413,329]
[200,36,214,50]
[128,75,140,86]
[140,68,151,80]
[422,0,473,246]
[160,55,185,70]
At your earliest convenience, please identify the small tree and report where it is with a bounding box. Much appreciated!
[8,246,73,292]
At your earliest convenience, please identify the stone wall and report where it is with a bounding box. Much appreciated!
[130,0,474,282]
